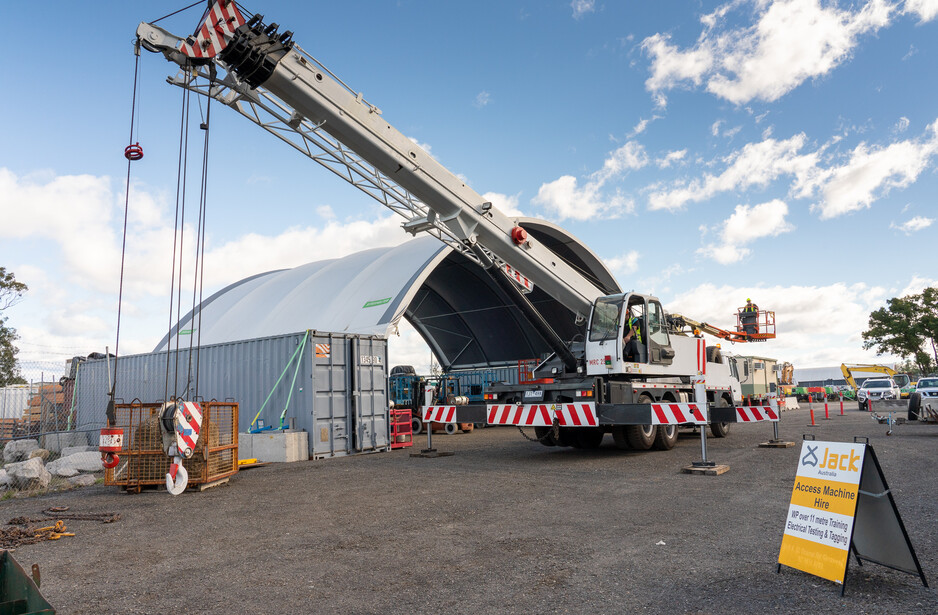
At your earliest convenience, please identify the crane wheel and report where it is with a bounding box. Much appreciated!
[710,396,731,438]
[653,424,678,450]
[575,428,604,449]
[411,417,423,435]
[534,426,558,446]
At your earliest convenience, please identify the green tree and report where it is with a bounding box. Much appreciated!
[862,287,938,375]
[0,267,28,386]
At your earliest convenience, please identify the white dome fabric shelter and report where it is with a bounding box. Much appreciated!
[156,220,620,371]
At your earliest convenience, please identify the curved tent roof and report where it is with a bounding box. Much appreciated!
[156,219,620,371]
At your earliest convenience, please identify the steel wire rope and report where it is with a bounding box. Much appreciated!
[186,73,214,400]
[108,39,143,427]
[164,73,192,404]
[150,1,206,25]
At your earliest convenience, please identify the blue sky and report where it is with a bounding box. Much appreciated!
[1,0,937,378]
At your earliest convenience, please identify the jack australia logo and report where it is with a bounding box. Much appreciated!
[801,445,819,467]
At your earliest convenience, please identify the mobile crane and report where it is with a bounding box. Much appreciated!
[137,1,777,451]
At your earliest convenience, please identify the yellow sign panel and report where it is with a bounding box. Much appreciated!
[778,440,865,584]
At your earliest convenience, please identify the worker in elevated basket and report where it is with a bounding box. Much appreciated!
[742,297,759,336]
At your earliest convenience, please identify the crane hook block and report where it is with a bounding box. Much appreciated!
[124,143,144,161]
[510,226,528,245]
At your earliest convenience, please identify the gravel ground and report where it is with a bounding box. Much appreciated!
[2,403,936,614]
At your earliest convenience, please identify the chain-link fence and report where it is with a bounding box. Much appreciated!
[2,356,107,451]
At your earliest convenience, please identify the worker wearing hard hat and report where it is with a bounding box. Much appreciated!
[742,298,759,336]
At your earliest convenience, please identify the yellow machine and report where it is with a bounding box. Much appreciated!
[840,364,911,392]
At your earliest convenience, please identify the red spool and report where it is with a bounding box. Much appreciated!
[510,226,528,245]
[99,427,124,453]
[124,142,144,161]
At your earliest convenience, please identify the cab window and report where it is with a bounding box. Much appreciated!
[589,297,621,341]
[647,301,670,347]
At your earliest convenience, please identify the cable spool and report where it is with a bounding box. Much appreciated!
[124,142,144,160]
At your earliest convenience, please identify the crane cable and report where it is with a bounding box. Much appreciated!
[163,68,214,404]
[187,69,215,400]
[108,38,145,427]
[163,72,192,404]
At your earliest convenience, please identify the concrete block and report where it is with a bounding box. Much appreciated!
[41,431,90,454]
[238,433,253,459]
[250,431,308,463]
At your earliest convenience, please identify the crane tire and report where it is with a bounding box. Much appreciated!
[575,428,604,449]
[653,424,679,450]
[411,417,423,435]
[710,396,731,438]
[612,426,631,450]
[557,427,577,447]
[534,426,557,446]
[625,424,656,450]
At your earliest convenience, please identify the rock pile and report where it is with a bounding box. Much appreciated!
[1,439,102,492]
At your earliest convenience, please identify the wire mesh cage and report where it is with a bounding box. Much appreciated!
[105,400,239,492]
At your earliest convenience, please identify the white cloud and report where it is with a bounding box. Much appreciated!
[905,0,938,22]
[648,134,819,210]
[534,142,646,220]
[648,119,938,217]
[643,0,895,106]
[571,0,596,20]
[629,115,661,137]
[656,149,687,168]
[473,91,491,108]
[711,120,723,136]
[533,176,633,221]
[699,200,794,264]
[895,116,910,133]
[664,281,908,367]
[890,216,934,234]
[806,120,938,219]
[606,251,640,276]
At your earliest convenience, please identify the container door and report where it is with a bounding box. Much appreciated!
[312,334,352,458]
[350,337,389,452]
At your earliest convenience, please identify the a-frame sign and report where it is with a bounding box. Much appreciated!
[777,436,928,595]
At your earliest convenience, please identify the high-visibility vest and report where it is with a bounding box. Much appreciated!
[628,317,642,343]
[745,303,758,313]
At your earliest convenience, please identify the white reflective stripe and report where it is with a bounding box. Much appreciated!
[556,403,598,427]
[734,406,779,422]
[422,406,456,423]
[650,403,708,425]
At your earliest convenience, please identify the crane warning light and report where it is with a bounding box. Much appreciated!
[510,226,528,245]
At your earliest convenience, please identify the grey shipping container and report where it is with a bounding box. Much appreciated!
[73,331,389,458]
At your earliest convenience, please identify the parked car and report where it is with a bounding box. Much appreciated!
[856,378,900,410]
[908,377,938,420]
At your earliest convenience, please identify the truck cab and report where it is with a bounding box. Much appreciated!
[584,293,684,377]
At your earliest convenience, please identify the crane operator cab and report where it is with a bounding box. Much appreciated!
[585,293,677,377]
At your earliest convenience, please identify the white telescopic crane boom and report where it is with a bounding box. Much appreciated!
[137,4,612,324]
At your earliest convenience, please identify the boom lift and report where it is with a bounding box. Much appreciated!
[137,2,778,451]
